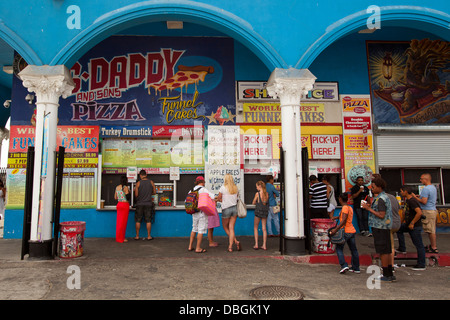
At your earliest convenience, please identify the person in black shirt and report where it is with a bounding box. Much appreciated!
[134,170,156,240]
[351,176,370,236]
[397,185,426,270]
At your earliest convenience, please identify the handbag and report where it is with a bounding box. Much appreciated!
[328,224,345,246]
[237,193,247,218]
[197,192,218,216]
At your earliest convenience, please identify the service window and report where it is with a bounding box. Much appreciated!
[380,168,442,204]
[176,174,198,206]
[404,168,441,205]
[379,168,402,196]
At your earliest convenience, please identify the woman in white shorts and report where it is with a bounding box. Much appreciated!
[217,174,241,252]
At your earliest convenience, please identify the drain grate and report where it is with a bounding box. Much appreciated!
[249,286,304,300]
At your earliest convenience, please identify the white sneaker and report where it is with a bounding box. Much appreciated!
[340,266,349,274]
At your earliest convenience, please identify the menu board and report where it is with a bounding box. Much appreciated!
[101,138,204,168]
[207,126,240,166]
[205,126,244,202]
[6,125,99,209]
[61,168,97,208]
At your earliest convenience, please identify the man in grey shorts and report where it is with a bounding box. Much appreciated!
[134,170,156,240]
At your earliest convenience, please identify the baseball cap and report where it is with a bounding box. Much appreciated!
[195,176,205,182]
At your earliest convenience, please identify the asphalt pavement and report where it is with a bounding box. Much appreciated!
[1,231,449,306]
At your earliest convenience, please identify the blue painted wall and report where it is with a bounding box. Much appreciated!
[5,207,360,239]
[0,1,448,68]
[4,208,281,239]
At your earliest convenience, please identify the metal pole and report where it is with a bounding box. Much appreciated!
[21,147,35,260]
[52,147,65,258]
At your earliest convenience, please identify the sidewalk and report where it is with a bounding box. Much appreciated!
[2,232,448,265]
[0,233,449,300]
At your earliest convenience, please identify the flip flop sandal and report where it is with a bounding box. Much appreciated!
[195,249,207,253]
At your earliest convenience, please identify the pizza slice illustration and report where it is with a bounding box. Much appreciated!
[149,65,214,97]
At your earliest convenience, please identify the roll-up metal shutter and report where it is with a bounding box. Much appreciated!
[376,134,450,167]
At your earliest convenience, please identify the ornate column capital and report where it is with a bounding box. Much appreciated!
[0,127,9,141]
[266,68,316,103]
[19,65,75,105]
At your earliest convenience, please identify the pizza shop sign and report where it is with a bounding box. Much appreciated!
[70,49,209,123]
[71,48,185,102]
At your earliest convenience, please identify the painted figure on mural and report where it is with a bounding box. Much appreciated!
[399,39,449,112]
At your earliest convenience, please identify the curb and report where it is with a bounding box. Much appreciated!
[284,254,374,266]
[284,252,450,267]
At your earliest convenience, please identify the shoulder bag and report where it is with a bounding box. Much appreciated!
[328,223,345,246]
[237,192,247,218]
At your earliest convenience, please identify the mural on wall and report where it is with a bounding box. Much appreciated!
[367,39,450,124]
[11,36,236,126]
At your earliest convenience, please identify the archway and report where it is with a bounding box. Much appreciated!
[296,6,450,69]
[50,1,286,71]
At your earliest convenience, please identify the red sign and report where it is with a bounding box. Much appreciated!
[9,125,99,153]
[57,126,99,153]
[343,116,372,130]
[152,125,204,138]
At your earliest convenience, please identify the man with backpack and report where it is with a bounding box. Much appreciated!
[186,176,215,253]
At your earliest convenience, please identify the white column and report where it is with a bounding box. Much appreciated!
[19,65,74,242]
[266,68,316,239]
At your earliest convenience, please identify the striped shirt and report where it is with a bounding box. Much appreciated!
[309,182,328,209]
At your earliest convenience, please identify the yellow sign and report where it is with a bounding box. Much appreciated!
[342,97,371,113]
[243,103,325,123]
[64,158,99,165]
[344,135,373,151]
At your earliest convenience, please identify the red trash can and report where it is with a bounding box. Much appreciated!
[311,218,335,254]
[59,221,86,258]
